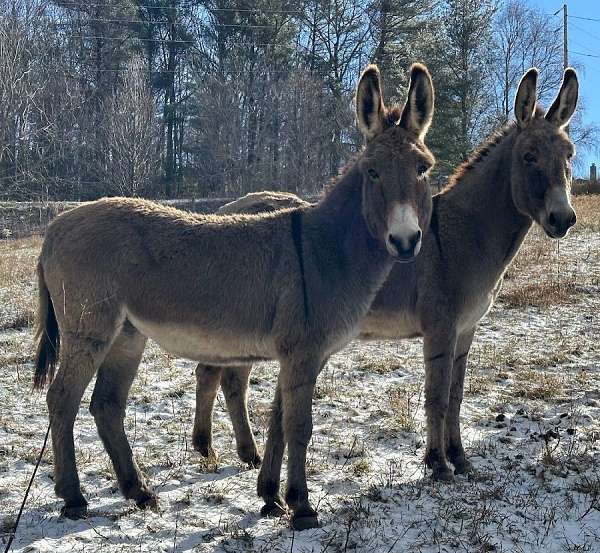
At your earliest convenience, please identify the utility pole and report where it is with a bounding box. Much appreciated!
[563,3,568,71]
[555,4,570,133]
[554,4,569,69]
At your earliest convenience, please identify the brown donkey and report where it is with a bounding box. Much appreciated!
[33,63,436,529]
[192,67,579,482]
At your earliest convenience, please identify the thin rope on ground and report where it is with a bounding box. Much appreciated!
[3,421,52,553]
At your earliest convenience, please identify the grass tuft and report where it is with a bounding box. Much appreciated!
[388,383,421,433]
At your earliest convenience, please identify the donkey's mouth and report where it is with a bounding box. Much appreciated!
[544,228,562,239]
[395,255,419,264]
[387,240,422,262]
[541,223,570,240]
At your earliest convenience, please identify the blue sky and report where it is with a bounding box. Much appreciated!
[533,0,599,177]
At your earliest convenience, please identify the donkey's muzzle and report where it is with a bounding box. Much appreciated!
[388,229,422,262]
[544,208,576,238]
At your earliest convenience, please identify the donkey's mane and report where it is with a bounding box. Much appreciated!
[443,105,545,193]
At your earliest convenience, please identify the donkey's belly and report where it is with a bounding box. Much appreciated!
[458,293,494,332]
[126,313,276,364]
[359,309,421,340]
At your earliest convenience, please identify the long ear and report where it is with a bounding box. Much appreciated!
[514,68,538,127]
[546,67,578,128]
[356,64,385,140]
[399,63,434,140]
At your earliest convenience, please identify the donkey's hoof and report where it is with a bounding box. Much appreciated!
[260,500,286,517]
[291,512,320,531]
[60,502,88,520]
[193,437,218,462]
[136,491,158,510]
[432,466,455,482]
[238,446,262,468]
[453,458,473,475]
[425,449,454,482]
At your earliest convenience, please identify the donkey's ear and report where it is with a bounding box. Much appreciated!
[546,68,578,128]
[514,68,538,127]
[356,64,385,140]
[399,63,434,140]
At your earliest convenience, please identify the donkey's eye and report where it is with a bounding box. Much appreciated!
[417,164,430,176]
[367,168,379,180]
[523,152,537,164]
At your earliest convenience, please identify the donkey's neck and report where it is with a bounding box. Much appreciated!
[304,162,393,325]
[317,163,388,267]
[441,129,532,272]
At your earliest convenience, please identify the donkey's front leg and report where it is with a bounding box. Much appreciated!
[279,356,320,530]
[445,327,476,475]
[423,330,456,481]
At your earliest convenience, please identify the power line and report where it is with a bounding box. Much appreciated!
[69,34,196,43]
[59,18,286,28]
[571,50,600,59]
[569,14,600,23]
[569,34,600,58]
[66,33,301,43]
[60,65,307,73]
[57,2,301,14]
[569,20,600,45]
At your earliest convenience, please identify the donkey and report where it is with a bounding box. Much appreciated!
[33,63,436,529]
[218,191,310,216]
[192,67,579,482]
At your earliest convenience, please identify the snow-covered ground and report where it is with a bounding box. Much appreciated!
[1,202,600,552]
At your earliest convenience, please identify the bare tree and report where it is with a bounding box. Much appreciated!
[491,0,562,123]
[0,0,44,198]
[103,58,159,197]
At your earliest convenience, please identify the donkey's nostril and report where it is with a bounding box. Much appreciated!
[569,211,577,227]
[548,212,557,227]
[388,229,422,259]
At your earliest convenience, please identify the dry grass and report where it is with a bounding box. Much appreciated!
[0,236,41,330]
[506,231,552,278]
[512,368,565,401]
[500,223,589,309]
[355,354,404,374]
[387,382,422,433]
[501,195,599,309]
[572,194,600,233]
[501,277,579,308]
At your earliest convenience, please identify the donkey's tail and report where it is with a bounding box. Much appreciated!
[33,262,60,389]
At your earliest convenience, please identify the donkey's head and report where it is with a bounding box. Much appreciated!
[356,63,435,261]
[511,67,578,238]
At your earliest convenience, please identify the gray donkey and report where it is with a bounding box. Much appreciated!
[33,63,436,529]
[192,67,579,484]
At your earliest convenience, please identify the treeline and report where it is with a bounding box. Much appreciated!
[0,0,596,200]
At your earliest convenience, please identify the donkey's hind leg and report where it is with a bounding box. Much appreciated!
[192,364,223,460]
[89,322,154,509]
[47,336,113,519]
[222,366,261,467]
